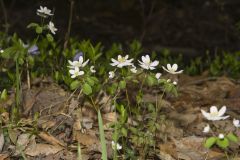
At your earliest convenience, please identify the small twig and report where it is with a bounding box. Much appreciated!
[64,0,75,49]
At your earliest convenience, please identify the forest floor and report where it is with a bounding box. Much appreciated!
[0,72,240,160]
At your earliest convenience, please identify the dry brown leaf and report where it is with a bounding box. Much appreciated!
[159,142,177,159]
[38,132,65,147]
[0,153,9,160]
[102,112,117,123]
[68,98,79,114]
[25,143,63,156]
[172,136,224,160]
[15,133,34,155]
[74,132,99,146]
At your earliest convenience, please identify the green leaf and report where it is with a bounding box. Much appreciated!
[82,83,92,95]
[35,26,43,34]
[70,80,81,90]
[27,23,39,28]
[216,138,229,149]
[0,89,8,101]
[204,137,217,148]
[86,77,95,86]
[226,132,238,143]
[46,34,54,42]
[121,127,128,137]
[146,75,157,86]
[119,80,126,89]
[98,110,108,160]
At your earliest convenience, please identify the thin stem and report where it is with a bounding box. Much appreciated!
[225,151,230,160]
[64,0,74,49]
[26,59,31,90]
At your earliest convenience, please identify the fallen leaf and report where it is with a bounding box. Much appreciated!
[74,132,99,146]
[38,132,65,147]
[0,153,9,160]
[25,143,63,156]
[15,133,33,155]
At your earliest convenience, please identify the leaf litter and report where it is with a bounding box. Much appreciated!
[0,75,240,159]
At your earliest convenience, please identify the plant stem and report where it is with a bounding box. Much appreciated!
[64,0,74,49]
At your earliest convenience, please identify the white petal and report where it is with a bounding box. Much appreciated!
[162,66,170,73]
[82,59,89,67]
[172,64,178,71]
[203,124,210,133]
[218,106,226,117]
[167,64,172,70]
[201,109,210,119]
[78,71,84,75]
[69,70,75,74]
[78,56,84,64]
[150,61,159,67]
[210,106,218,114]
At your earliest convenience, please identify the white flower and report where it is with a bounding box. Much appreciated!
[162,64,183,74]
[69,67,84,78]
[90,66,96,73]
[68,56,89,68]
[48,21,58,34]
[233,119,240,128]
[173,81,177,85]
[37,6,53,18]
[111,141,122,150]
[201,106,229,121]
[109,71,115,79]
[138,55,159,70]
[110,55,133,68]
[155,73,162,79]
[218,133,224,139]
[203,124,210,133]
[0,49,3,53]
[130,65,137,73]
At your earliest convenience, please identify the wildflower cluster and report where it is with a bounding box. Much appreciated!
[201,106,239,149]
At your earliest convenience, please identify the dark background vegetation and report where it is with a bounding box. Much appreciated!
[1,0,240,57]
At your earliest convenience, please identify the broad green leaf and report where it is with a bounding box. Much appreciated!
[35,26,43,34]
[146,75,156,86]
[70,80,81,90]
[119,80,126,89]
[27,23,39,28]
[82,83,92,95]
[226,132,238,143]
[98,110,108,160]
[216,138,229,149]
[46,34,54,42]
[204,137,217,148]
[121,127,128,137]
[86,77,95,86]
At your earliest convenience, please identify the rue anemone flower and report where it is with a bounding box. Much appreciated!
[218,133,225,140]
[37,6,53,18]
[155,73,162,80]
[68,56,89,69]
[110,55,133,68]
[90,66,96,73]
[203,124,210,133]
[233,119,240,128]
[130,65,137,73]
[162,64,183,74]
[201,106,229,121]
[111,141,122,150]
[69,67,84,78]
[48,21,58,34]
[138,54,159,70]
[109,71,115,79]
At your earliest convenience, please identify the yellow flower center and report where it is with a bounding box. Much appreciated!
[210,112,218,117]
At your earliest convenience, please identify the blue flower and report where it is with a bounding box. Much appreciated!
[73,51,84,61]
[28,45,40,55]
